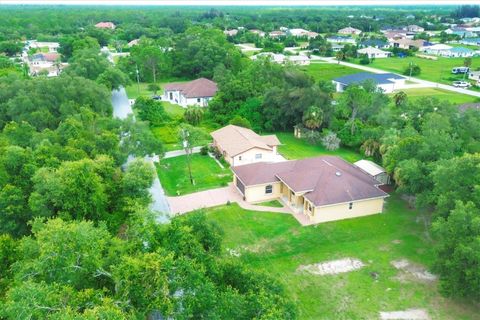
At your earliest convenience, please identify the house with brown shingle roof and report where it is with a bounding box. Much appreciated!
[95,22,116,30]
[162,78,218,108]
[232,156,388,224]
[210,125,281,166]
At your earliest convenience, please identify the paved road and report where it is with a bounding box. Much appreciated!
[164,146,202,159]
[314,56,480,98]
[112,87,171,221]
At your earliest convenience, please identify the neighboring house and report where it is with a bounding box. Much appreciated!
[326,36,356,44]
[95,22,116,29]
[384,31,408,41]
[446,28,476,38]
[445,47,476,58]
[331,44,345,52]
[27,41,60,53]
[232,156,389,224]
[390,38,426,50]
[28,52,65,77]
[251,52,310,65]
[338,27,362,35]
[354,160,390,185]
[459,38,480,46]
[468,70,480,84]
[162,78,218,108]
[458,102,480,113]
[422,44,476,57]
[332,72,406,93]
[359,39,391,49]
[421,43,452,55]
[287,28,310,37]
[269,30,286,38]
[127,39,140,47]
[357,47,391,59]
[407,25,425,32]
[224,29,238,37]
[307,31,320,39]
[210,125,281,166]
[250,29,266,37]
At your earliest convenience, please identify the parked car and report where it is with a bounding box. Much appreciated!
[152,95,161,100]
[452,67,470,74]
[452,81,471,88]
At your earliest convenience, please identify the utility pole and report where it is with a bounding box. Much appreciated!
[181,129,194,185]
[409,61,413,80]
[135,64,140,96]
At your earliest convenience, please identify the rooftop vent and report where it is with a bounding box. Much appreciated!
[335,171,342,177]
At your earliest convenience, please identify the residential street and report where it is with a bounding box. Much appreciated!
[112,87,171,220]
[313,56,480,98]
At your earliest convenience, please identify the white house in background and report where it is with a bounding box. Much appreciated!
[421,43,452,55]
[287,28,309,37]
[95,22,116,29]
[224,29,238,37]
[211,125,281,166]
[162,78,218,108]
[251,52,310,65]
[250,29,266,37]
[326,36,356,44]
[127,39,140,47]
[338,27,362,35]
[332,72,407,94]
[468,71,480,85]
[357,47,391,59]
[27,52,67,77]
[354,159,390,185]
[407,25,425,32]
[27,41,60,53]
[269,30,286,38]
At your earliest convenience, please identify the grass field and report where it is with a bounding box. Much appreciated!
[256,200,284,208]
[276,132,363,163]
[157,154,232,196]
[357,56,480,85]
[125,78,189,100]
[300,62,364,82]
[397,87,480,105]
[204,196,479,319]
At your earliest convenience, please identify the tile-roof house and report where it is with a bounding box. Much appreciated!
[232,156,389,224]
[211,125,281,166]
[359,39,391,49]
[95,22,116,29]
[332,72,406,93]
[162,78,218,108]
[338,27,362,35]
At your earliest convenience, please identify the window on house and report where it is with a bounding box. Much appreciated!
[255,153,262,159]
[349,202,353,210]
[265,185,273,194]
[238,156,242,161]
[197,98,201,103]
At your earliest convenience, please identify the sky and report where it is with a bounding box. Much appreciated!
[0,0,478,5]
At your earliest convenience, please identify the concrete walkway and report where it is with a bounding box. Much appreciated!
[314,56,480,98]
[167,183,316,226]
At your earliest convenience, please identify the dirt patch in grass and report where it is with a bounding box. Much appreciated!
[391,259,437,283]
[380,308,430,320]
[297,258,365,275]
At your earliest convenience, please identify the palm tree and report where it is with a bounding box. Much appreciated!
[302,106,323,130]
[335,51,345,64]
[393,91,408,107]
[184,106,204,126]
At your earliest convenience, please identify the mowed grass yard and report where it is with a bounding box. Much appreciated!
[300,62,363,82]
[125,78,190,100]
[157,154,231,196]
[204,195,480,319]
[276,132,363,163]
[397,87,480,105]
[360,56,480,85]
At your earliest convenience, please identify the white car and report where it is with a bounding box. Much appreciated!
[452,81,471,88]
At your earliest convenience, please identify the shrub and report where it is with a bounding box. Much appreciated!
[321,131,341,151]
[200,145,209,155]
[359,53,370,65]
[403,64,421,76]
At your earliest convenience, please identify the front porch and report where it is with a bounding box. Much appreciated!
[279,183,315,224]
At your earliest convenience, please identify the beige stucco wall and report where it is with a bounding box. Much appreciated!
[243,182,282,203]
[231,147,276,166]
[311,197,386,224]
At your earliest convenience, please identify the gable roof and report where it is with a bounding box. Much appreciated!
[233,156,388,207]
[449,46,474,53]
[211,125,280,157]
[31,52,60,62]
[333,72,405,86]
[163,78,218,98]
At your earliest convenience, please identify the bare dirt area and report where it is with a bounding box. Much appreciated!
[297,258,365,275]
[380,308,430,320]
[391,259,437,282]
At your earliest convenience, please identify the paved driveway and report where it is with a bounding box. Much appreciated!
[167,186,239,214]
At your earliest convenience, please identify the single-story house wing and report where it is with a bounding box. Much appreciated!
[211,125,281,166]
[326,36,356,44]
[332,72,406,93]
[162,78,218,108]
[232,156,389,224]
[354,160,390,185]
[357,47,391,59]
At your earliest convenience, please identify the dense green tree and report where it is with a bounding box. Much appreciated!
[134,97,170,126]
[184,105,204,126]
[97,67,130,91]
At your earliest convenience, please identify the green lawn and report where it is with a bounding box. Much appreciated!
[157,154,231,196]
[398,87,480,105]
[255,200,284,208]
[125,78,190,100]
[203,195,479,319]
[276,132,363,163]
[300,62,364,82]
[357,56,480,86]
